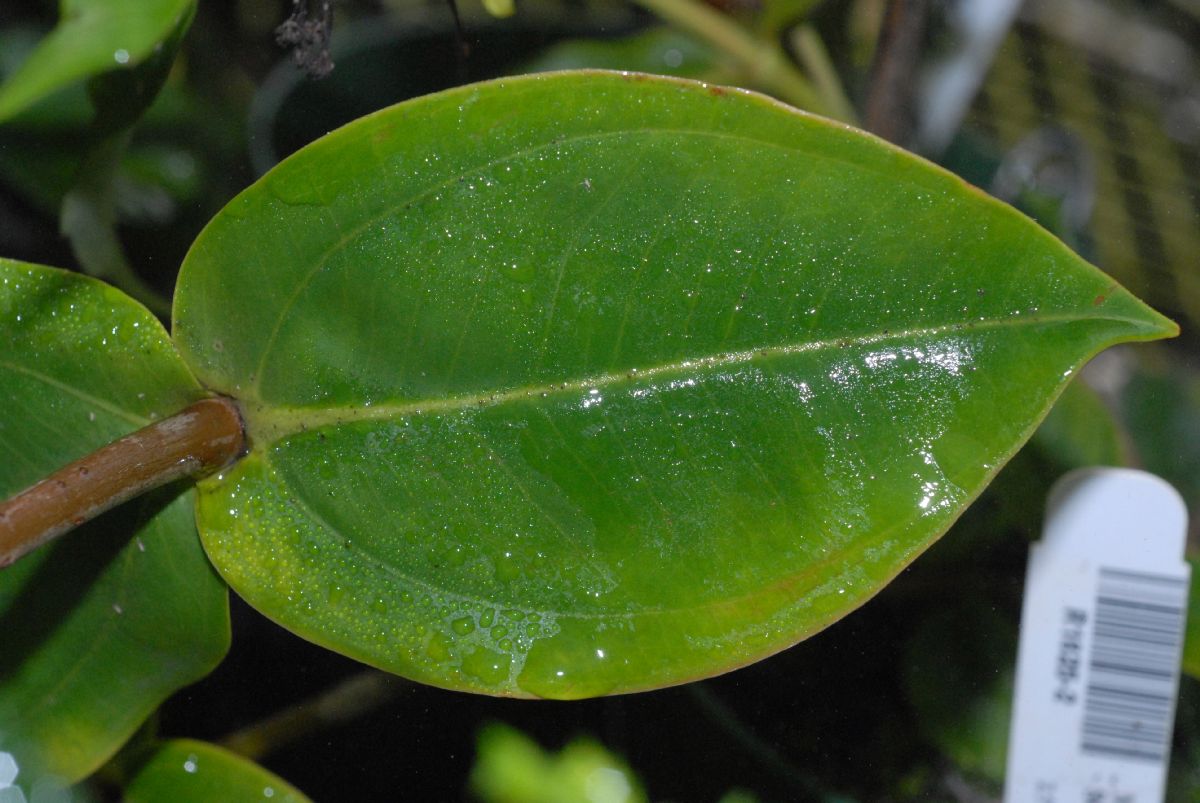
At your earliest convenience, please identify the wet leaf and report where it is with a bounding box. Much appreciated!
[0,259,228,790]
[173,71,1175,698]
[122,740,309,803]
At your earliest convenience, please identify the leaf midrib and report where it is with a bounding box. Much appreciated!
[239,124,965,400]
[255,446,908,624]
[242,309,1152,445]
[0,360,148,428]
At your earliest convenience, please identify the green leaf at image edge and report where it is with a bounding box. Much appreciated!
[173,71,1176,699]
[0,259,229,790]
[1186,558,1200,680]
[122,740,309,803]
[0,0,195,124]
[471,724,647,803]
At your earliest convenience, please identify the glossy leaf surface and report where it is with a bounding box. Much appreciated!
[174,71,1175,698]
[0,259,228,788]
[0,0,194,124]
[122,740,309,803]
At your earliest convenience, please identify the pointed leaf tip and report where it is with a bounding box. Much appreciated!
[175,71,1174,697]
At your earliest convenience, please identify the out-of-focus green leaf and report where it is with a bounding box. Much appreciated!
[716,792,761,803]
[1168,677,1200,799]
[0,0,195,124]
[1185,558,1200,680]
[0,0,192,124]
[1120,352,1200,680]
[0,134,83,213]
[471,724,646,803]
[122,740,309,803]
[758,0,823,37]
[1122,357,1200,515]
[59,133,173,317]
[0,26,209,220]
[1031,377,1127,470]
[519,28,719,79]
[173,71,1173,699]
[0,259,228,793]
[57,2,194,318]
[0,28,93,132]
[120,145,203,210]
[83,3,195,138]
[482,0,516,19]
[904,602,1013,784]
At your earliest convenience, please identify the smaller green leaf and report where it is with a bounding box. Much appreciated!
[55,1,194,317]
[518,28,718,79]
[758,0,823,37]
[481,0,516,19]
[0,0,195,124]
[1185,558,1200,680]
[717,792,762,803]
[60,131,173,317]
[84,1,194,139]
[122,740,309,803]
[903,602,1013,784]
[1121,356,1200,516]
[1168,679,1200,796]
[1120,353,1200,680]
[471,724,645,803]
[1031,378,1127,470]
[0,28,93,130]
[0,259,228,790]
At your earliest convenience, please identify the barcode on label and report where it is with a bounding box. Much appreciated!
[1080,567,1188,763]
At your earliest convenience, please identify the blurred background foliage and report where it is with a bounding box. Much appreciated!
[0,0,1198,799]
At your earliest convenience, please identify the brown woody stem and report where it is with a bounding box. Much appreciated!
[0,397,245,568]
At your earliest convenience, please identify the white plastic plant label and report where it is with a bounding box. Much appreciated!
[1004,468,1190,802]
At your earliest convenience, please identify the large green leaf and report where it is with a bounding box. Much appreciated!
[122,740,309,803]
[0,259,229,789]
[0,0,194,124]
[172,71,1175,698]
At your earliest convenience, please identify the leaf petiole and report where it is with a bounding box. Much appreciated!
[0,397,245,568]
